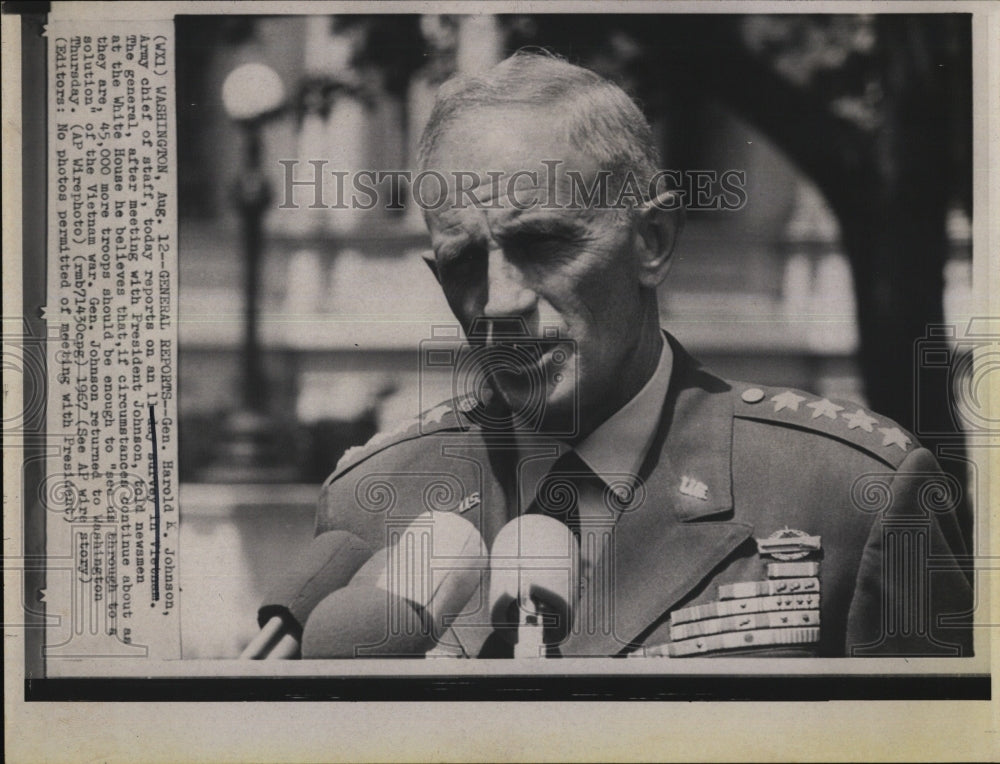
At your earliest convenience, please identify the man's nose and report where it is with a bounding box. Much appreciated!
[482,247,537,319]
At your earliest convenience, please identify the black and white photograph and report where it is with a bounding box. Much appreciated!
[4,1,997,762]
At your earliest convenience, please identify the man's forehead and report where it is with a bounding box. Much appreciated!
[423,107,609,237]
[426,106,602,181]
[427,203,585,239]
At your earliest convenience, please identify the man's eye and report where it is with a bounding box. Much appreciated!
[438,244,487,276]
[454,243,488,263]
[507,235,574,261]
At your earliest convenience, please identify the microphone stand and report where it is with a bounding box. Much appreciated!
[514,585,546,659]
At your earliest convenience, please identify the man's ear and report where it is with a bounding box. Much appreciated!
[421,251,441,283]
[635,191,685,288]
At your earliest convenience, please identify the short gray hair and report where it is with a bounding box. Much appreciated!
[417,51,661,203]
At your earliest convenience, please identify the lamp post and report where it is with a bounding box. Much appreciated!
[222,62,284,413]
[203,63,296,482]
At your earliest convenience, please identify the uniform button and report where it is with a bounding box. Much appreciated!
[741,387,765,404]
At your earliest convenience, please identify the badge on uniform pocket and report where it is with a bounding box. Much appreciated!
[638,529,823,657]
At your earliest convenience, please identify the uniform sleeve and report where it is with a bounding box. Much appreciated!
[844,448,974,656]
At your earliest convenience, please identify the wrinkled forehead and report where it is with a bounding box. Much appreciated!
[430,105,580,158]
[423,106,606,233]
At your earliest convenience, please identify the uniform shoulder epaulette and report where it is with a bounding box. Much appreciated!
[324,392,488,484]
[731,382,919,469]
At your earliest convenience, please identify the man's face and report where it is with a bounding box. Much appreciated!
[424,107,651,438]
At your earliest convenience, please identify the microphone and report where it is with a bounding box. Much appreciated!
[300,584,439,658]
[301,510,487,658]
[488,515,580,657]
[240,531,374,659]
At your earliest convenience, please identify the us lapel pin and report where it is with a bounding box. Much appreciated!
[679,475,709,501]
[456,492,481,513]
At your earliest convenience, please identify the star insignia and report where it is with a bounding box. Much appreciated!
[334,444,365,472]
[368,417,418,449]
[334,415,423,472]
[878,426,911,451]
[456,394,480,413]
[841,408,878,432]
[772,391,806,412]
[365,431,392,450]
[806,398,844,419]
[422,404,451,425]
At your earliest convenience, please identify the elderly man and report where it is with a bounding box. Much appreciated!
[303,52,971,659]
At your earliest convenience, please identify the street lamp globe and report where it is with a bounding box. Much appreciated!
[221,62,285,122]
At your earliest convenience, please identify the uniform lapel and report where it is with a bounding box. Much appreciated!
[561,335,754,656]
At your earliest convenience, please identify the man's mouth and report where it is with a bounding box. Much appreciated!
[464,320,569,388]
[485,339,559,370]
[496,341,543,364]
[475,341,570,397]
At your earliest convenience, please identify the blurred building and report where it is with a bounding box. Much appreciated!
[172,15,973,657]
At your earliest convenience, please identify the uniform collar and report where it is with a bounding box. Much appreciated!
[573,335,672,487]
[506,332,732,518]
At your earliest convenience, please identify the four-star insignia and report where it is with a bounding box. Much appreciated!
[878,426,911,451]
[842,408,878,432]
[772,391,806,412]
[805,398,844,420]
[765,390,914,454]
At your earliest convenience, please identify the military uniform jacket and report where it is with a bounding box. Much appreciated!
[316,334,973,658]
